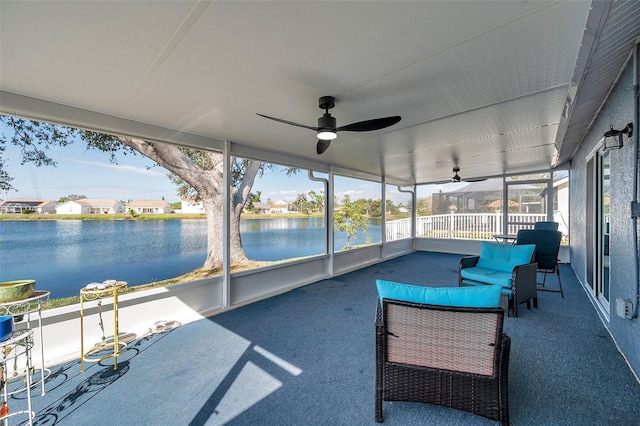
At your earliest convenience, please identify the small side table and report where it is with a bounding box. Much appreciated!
[493,234,517,244]
[79,281,127,372]
[0,329,35,425]
[0,291,50,396]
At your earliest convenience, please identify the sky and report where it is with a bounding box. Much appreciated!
[1,122,450,204]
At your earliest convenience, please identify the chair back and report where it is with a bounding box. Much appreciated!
[516,229,561,270]
[379,299,504,376]
[533,221,559,231]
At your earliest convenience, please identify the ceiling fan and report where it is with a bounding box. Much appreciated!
[257,96,401,154]
[450,166,486,183]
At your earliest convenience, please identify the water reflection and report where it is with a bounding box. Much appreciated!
[0,218,381,298]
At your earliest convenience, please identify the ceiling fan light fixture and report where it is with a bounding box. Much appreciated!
[317,130,337,140]
[452,166,461,183]
[317,113,337,140]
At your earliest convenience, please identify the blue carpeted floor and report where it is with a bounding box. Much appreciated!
[8,252,640,425]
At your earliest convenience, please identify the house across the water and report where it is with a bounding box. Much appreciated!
[127,200,173,214]
[0,199,56,214]
[55,199,125,214]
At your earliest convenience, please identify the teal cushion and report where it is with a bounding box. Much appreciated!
[476,241,535,273]
[460,266,513,288]
[376,279,502,308]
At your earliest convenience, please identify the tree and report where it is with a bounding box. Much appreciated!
[0,116,260,269]
[58,194,86,203]
[416,196,432,216]
[294,192,309,214]
[370,199,379,216]
[244,191,262,212]
[307,190,325,213]
[334,194,369,249]
[385,199,400,216]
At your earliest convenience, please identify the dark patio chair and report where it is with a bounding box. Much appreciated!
[533,221,559,231]
[516,229,564,297]
[375,298,510,425]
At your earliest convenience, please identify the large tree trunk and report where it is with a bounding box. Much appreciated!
[116,137,261,269]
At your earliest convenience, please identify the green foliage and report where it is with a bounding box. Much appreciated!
[367,199,382,217]
[416,196,432,216]
[58,194,86,203]
[334,194,369,249]
[294,192,309,214]
[0,142,10,191]
[307,190,325,213]
[245,191,262,211]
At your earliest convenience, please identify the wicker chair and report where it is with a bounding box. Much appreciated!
[458,242,538,317]
[375,298,510,425]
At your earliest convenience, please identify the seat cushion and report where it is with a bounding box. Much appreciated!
[376,279,502,308]
[460,266,513,288]
[476,241,535,273]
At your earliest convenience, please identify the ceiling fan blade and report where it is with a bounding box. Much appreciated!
[317,140,331,155]
[337,116,401,132]
[256,113,318,131]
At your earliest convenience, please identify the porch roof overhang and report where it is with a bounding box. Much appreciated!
[1,1,640,186]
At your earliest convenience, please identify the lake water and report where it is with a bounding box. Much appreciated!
[0,219,381,299]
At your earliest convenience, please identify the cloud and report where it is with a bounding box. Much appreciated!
[64,158,167,177]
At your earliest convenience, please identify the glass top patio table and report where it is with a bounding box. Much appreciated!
[493,234,517,244]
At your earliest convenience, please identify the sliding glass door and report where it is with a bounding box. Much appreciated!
[586,148,610,314]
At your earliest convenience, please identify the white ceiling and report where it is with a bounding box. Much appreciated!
[1,1,638,185]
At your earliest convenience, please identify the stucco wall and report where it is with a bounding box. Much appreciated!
[569,61,640,378]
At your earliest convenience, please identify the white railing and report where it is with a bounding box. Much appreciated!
[386,212,548,241]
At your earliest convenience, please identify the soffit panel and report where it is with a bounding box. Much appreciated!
[0,1,595,186]
[558,1,640,163]
[368,126,559,184]
[0,1,200,113]
[333,87,567,182]
[120,1,556,139]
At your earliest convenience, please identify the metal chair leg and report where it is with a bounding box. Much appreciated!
[556,267,564,298]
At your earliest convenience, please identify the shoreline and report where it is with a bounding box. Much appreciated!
[0,213,402,221]
[0,212,324,221]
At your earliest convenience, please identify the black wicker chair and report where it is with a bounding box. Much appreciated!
[375,298,510,425]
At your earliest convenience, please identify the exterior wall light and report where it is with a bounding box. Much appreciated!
[603,123,633,150]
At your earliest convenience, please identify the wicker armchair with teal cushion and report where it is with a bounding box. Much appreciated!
[375,281,510,425]
[458,241,538,317]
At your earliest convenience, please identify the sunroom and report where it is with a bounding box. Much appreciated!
[1,1,639,424]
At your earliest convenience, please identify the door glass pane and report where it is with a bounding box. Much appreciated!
[600,151,610,303]
[586,157,595,290]
[552,171,570,243]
